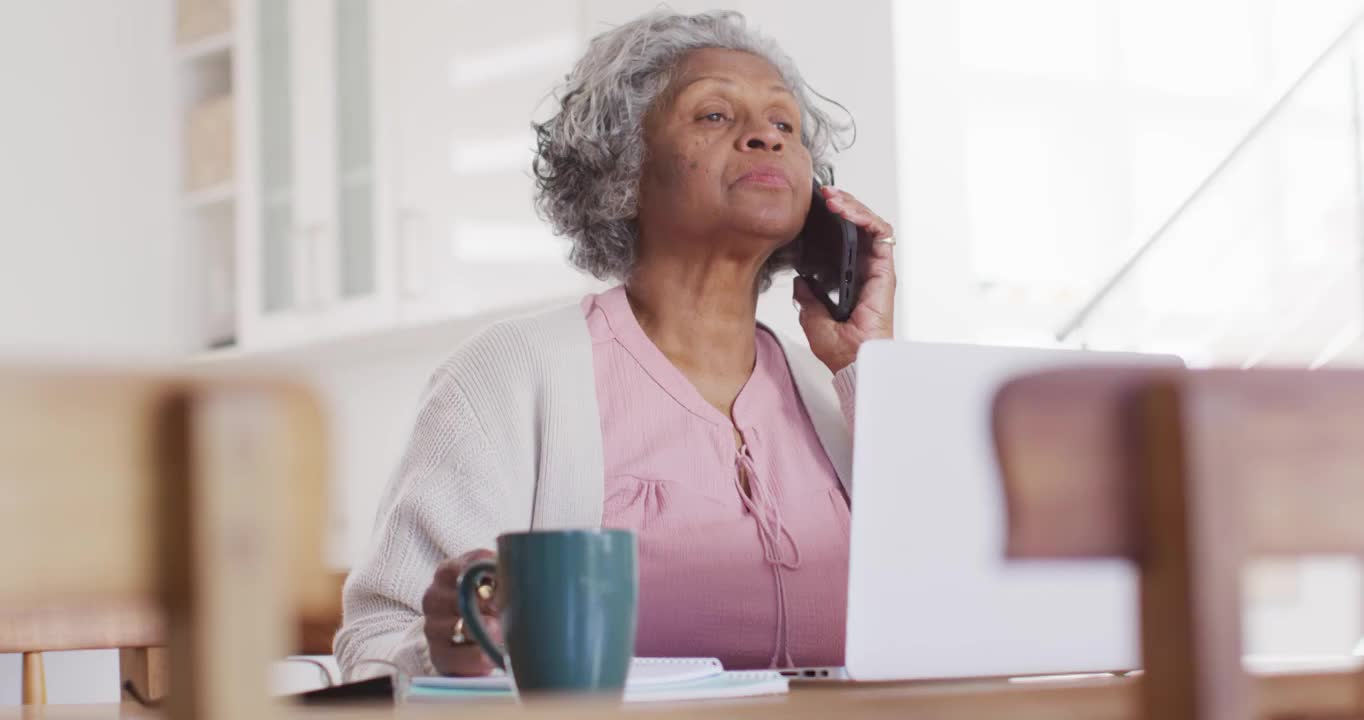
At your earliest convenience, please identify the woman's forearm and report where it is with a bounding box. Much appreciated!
[334,367,516,681]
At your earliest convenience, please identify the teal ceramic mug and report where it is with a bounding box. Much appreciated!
[457,529,638,698]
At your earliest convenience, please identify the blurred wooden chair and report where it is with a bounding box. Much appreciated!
[0,368,331,718]
[993,367,1364,720]
[13,571,345,706]
[296,572,348,656]
[3,601,162,704]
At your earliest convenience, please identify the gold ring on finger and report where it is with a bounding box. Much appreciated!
[450,617,472,646]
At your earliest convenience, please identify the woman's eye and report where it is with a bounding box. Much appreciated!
[700,112,728,123]
[775,121,794,133]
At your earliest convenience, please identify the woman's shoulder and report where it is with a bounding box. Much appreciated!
[429,299,595,410]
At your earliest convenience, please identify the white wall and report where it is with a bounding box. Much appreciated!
[0,0,179,705]
[0,0,184,361]
[891,0,1364,347]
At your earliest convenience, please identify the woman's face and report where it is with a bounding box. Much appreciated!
[637,48,814,262]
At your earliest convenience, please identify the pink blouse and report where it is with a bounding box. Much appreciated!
[584,285,851,669]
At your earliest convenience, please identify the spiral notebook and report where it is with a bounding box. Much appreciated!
[407,657,789,703]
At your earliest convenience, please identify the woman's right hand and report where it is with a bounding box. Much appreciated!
[422,549,500,676]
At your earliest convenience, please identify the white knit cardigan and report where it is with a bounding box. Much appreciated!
[334,300,857,679]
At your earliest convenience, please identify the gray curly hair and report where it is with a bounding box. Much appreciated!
[532,9,853,288]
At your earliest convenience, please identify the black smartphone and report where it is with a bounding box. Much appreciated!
[794,182,862,322]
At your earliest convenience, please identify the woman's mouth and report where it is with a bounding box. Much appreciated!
[735,164,791,188]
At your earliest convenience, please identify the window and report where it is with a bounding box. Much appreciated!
[898,0,1364,359]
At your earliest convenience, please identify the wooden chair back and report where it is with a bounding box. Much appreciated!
[992,367,1364,720]
[0,368,330,718]
[1,602,161,703]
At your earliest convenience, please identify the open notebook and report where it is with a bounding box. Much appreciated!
[407,657,790,703]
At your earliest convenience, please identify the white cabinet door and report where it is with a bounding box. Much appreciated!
[236,0,325,348]
[385,0,597,326]
[236,0,394,350]
[290,0,333,315]
[321,0,396,336]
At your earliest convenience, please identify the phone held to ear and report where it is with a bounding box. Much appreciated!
[794,181,863,322]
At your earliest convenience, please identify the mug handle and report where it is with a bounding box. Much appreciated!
[457,559,506,671]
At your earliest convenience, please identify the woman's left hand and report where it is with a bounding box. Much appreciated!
[794,186,896,375]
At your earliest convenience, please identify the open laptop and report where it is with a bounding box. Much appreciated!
[780,339,1182,682]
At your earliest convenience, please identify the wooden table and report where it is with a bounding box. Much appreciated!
[5,669,1362,720]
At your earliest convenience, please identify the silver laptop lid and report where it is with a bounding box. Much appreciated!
[844,340,1181,681]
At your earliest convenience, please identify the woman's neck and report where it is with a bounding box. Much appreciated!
[624,259,762,383]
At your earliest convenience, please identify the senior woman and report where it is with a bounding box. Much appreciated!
[335,9,895,679]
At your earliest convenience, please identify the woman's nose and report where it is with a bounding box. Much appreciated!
[738,122,784,153]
